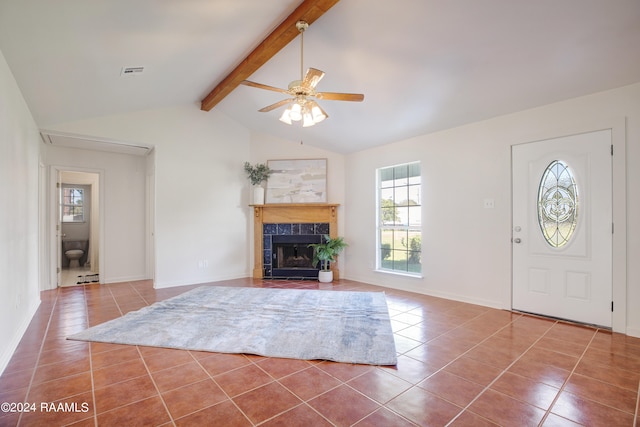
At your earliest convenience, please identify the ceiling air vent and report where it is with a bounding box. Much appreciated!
[120,66,144,77]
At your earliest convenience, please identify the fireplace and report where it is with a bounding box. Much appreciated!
[251,204,339,279]
[270,234,322,278]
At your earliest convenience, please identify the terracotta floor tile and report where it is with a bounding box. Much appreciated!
[448,410,500,426]
[6,278,640,425]
[550,390,635,426]
[418,370,485,407]
[97,396,171,426]
[463,341,522,370]
[489,371,560,410]
[573,357,640,391]
[315,360,375,382]
[544,322,597,345]
[90,345,141,370]
[26,372,93,403]
[93,374,158,414]
[508,357,571,389]
[443,356,503,386]
[581,346,640,372]
[214,363,273,397]
[255,357,313,379]
[348,367,413,404]
[198,352,252,376]
[469,389,546,426]
[534,336,589,358]
[161,379,228,419]
[519,347,579,371]
[562,373,637,414]
[0,368,34,393]
[381,355,438,385]
[141,347,195,372]
[176,399,252,426]
[540,412,585,426]
[233,382,303,424]
[386,386,462,426]
[261,403,334,427]
[278,366,342,401]
[151,360,209,393]
[308,384,381,426]
[91,357,149,389]
[353,407,418,427]
[32,356,90,384]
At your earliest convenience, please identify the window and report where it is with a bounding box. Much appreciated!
[537,160,578,247]
[62,187,84,222]
[377,162,421,275]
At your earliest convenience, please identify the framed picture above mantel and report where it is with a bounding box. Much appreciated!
[266,159,327,204]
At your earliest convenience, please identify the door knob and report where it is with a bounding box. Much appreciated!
[513,238,522,243]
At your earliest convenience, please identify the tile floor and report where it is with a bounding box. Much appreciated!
[1,278,639,426]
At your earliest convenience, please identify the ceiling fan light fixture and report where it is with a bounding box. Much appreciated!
[290,103,302,121]
[311,104,327,123]
[302,109,315,127]
[279,108,292,125]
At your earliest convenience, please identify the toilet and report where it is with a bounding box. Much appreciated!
[63,240,88,269]
[65,249,84,268]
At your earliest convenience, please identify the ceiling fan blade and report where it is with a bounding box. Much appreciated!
[258,98,294,112]
[315,92,365,102]
[241,80,289,94]
[302,68,325,89]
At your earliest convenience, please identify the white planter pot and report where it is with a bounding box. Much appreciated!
[318,270,333,283]
[253,186,265,205]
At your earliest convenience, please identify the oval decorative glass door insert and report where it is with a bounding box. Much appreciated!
[537,160,579,247]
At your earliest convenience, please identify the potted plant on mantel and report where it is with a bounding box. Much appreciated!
[243,162,272,205]
[309,235,348,283]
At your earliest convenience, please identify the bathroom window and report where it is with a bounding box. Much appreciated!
[62,187,84,222]
[377,162,422,275]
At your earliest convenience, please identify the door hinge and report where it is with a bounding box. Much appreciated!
[56,182,61,188]
[57,267,60,273]
[611,301,614,312]
[611,144,614,156]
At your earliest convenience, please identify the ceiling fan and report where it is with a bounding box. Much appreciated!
[240,20,364,127]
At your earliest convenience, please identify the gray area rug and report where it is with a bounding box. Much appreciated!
[68,286,397,365]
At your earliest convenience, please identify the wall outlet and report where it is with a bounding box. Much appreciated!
[483,198,495,209]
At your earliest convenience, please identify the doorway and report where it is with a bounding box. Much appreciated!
[54,169,102,287]
[511,130,612,327]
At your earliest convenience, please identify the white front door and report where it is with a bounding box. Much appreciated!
[512,130,612,327]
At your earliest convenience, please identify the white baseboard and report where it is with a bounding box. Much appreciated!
[0,299,41,376]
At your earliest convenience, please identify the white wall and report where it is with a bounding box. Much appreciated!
[47,105,252,288]
[43,145,147,285]
[0,50,41,372]
[344,83,640,336]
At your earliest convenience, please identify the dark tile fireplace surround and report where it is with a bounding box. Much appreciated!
[251,204,340,279]
[263,223,329,279]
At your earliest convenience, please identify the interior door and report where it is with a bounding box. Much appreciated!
[56,171,62,286]
[512,130,612,327]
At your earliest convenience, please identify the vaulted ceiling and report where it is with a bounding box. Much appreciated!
[1,0,639,154]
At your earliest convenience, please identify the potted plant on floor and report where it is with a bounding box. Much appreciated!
[309,235,348,283]
[244,162,272,205]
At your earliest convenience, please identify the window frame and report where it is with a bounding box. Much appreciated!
[375,162,422,277]
[61,186,85,223]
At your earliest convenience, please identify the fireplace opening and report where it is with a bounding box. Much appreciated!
[271,234,322,279]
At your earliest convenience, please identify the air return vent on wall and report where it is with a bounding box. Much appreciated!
[120,66,144,76]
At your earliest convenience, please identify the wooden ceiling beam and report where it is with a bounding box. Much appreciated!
[200,0,340,111]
